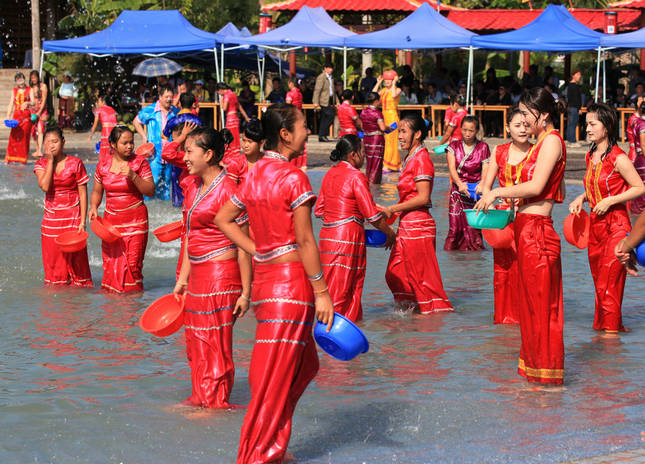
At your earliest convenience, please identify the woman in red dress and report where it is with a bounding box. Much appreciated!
[218,83,249,156]
[216,103,334,464]
[34,127,92,287]
[89,94,117,163]
[476,87,566,385]
[173,127,252,408]
[29,70,48,159]
[89,127,155,293]
[480,108,531,325]
[286,77,308,170]
[315,135,396,322]
[569,103,645,333]
[383,114,453,314]
[5,72,32,164]
[337,89,363,137]
[626,99,641,162]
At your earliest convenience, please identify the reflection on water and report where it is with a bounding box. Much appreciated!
[1,164,644,463]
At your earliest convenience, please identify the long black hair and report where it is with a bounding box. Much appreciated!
[186,127,233,165]
[243,118,265,143]
[520,87,566,125]
[261,103,302,152]
[586,102,619,160]
[400,113,429,142]
[330,134,361,162]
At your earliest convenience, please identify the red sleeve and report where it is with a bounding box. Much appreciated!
[76,158,89,185]
[411,150,434,182]
[94,158,105,184]
[314,180,325,218]
[33,158,46,172]
[449,113,460,127]
[288,169,316,210]
[135,158,153,180]
[161,141,187,170]
[224,156,246,184]
[353,172,382,223]
[481,142,491,163]
[350,106,359,120]
[230,177,248,211]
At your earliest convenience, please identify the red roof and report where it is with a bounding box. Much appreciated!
[262,0,464,13]
[445,8,641,32]
[609,0,645,8]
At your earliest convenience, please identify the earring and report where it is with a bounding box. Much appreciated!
[542,120,547,128]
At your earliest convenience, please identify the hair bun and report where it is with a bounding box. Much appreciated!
[330,148,341,161]
[220,128,234,146]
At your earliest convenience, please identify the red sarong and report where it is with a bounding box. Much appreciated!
[588,208,630,332]
[41,204,92,287]
[319,220,366,322]
[492,223,519,325]
[183,258,240,408]
[386,213,453,314]
[101,203,148,293]
[237,261,318,464]
[6,110,31,164]
[515,213,564,385]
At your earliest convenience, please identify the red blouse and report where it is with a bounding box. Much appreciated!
[222,152,249,185]
[397,146,434,214]
[231,151,316,262]
[627,113,639,147]
[34,155,89,210]
[94,154,153,210]
[183,170,246,264]
[223,90,238,115]
[337,101,359,135]
[517,130,566,205]
[314,161,382,226]
[286,88,303,110]
[584,144,630,209]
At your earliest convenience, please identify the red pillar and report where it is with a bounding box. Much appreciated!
[523,51,530,74]
[405,51,413,67]
[289,51,296,77]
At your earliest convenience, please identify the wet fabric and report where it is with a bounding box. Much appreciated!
[630,117,645,214]
[444,140,490,251]
[95,105,117,163]
[232,151,316,263]
[380,89,400,171]
[6,87,32,164]
[517,130,566,205]
[34,156,92,287]
[285,88,307,169]
[448,108,468,142]
[94,155,152,292]
[583,145,630,209]
[183,258,241,408]
[337,101,359,136]
[626,112,639,162]
[360,105,385,184]
[515,213,564,385]
[385,146,453,313]
[136,101,179,200]
[315,161,382,322]
[236,261,318,464]
[222,151,250,185]
[492,142,523,325]
[224,89,241,153]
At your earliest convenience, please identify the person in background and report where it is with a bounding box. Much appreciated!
[133,84,179,200]
[315,135,396,322]
[173,127,251,408]
[5,72,32,164]
[569,102,645,333]
[439,94,468,145]
[360,67,377,102]
[267,77,286,103]
[313,62,337,143]
[544,66,560,90]
[88,94,117,163]
[616,209,645,275]
[613,84,627,108]
[218,83,250,157]
[238,80,256,120]
[206,78,218,102]
[374,71,401,172]
[192,79,207,103]
[29,70,48,157]
[626,96,643,162]
[215,104,334,464]
[444,116,490,251]
[337,89,363,137]
[89,126,154,293]
[286,77,308,170]
[628,100,645,215]
[480,109,532,325]
[399,82,418,105]
[34,127,92,287]
[360,91,389,184]
[565,69,583,147]
[58,73,77,129]
[425,81,444,105]
[630,82,645,107]
[383,113,453,314]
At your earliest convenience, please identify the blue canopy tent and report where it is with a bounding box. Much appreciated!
[344,3,478,110]
[471,5,609,101]
[225,6,356,87]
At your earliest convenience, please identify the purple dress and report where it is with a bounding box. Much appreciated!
[630,117,645,214]
[360,105,385,184]
[444,139,490,251]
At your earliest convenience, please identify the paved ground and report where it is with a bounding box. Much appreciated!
[0,128,622,186]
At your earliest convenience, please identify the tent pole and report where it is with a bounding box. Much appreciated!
[38,49,45,77]
[257,52,264,105]
[262,56,266,103]
[594,47,601,103]
[279,52,282,78]
[220,43,225,130]
[343,46,347,89]
[220,44,225,81]
[466,47,473,114]
[214,48,220,84]
[602,49,606,102]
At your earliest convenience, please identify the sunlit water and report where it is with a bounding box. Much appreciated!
[1,163,644,463]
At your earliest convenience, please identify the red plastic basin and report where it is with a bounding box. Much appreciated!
[135,142,155,157]
[563,210,590,249]
[482,224,514,249]
[55,230,88,253]
[139,294,185,337]
[91,216,122,243]
[382,70,398,80]
[153,221,183,242]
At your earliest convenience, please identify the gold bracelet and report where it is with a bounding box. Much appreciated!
[313,286,328,295]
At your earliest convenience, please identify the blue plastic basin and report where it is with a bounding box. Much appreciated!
[95,141,101,154]
[314,313,369,361]
[467,182,482,200]
[4,119,18,128]
[433,143,449,154]
[464,209,512,229]
[365,229,386,247]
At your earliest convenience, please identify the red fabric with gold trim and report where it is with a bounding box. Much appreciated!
[236,261,318,464]
[385,146,453,313]
[222,151,249,185]
[515,212,564,385]
[337,101,359,136]
[94,154,152,292]
[315,161,382,322]
[6,87,32,164]
[183,258,240,408]
[34,155,92,286]
[517,130,566,205]
[583,145,630,209]
[626,113,639,162]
